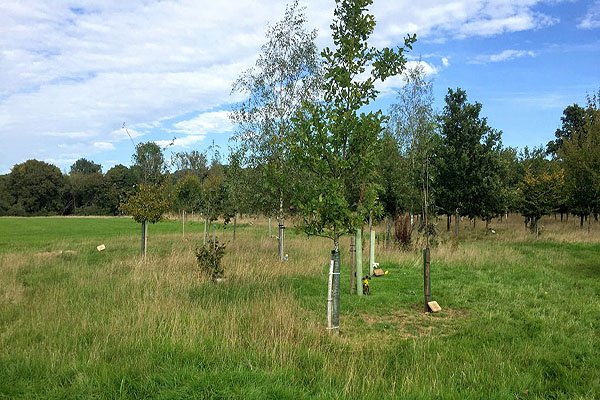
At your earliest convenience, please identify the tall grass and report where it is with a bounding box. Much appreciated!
[0,215,599,398]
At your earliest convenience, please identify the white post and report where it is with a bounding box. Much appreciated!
[326,259,334,330]
[369,229,375,275]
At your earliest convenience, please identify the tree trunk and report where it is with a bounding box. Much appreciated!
[454,210,459,237]
[386,217,391,248]
[535,218,539,239]
[525,217,528,232]
[203,217,208,245]
[141,220,147,258]
[588,210,592,234]
[233,214,237,241]
[182,210,185,238]
[580,215,584,228]
[447,214,451,231]
[561,212,563,222]
[485,219,489,231]
[473,218,476,229]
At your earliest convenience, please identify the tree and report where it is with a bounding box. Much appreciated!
[171,150,208,183]
[436,88,501,235]
[103,164,136,215]
[132,142,166,185]
[69,158,104,215]
[0,174,14,216]
[519,166,564,238]
[546,104,587,156]
[560,90,600,232]
[174,174,203,237]
[200,160,227,245]
[70,158,101,175]
[387,64,439,238]
[7,160,68,215]
[230,0,322,261]
[120,184,170,257]
[290,0,415,329]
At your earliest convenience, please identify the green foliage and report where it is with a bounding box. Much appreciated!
[519,166,564,223]
[290,0,415,245]
[102,164,136,215]
[7,159,68,215]
[132,142,166,185]
[546,103,587,156]
[560,90,600,219]
[436,88,503,224]
[202,161,227,222]
[120,184,170,224]
[70,158,102,175]
[230,0,321,218]
[195,238,226,280]
[174,174,203,213]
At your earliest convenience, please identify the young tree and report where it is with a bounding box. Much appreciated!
[230,0,322,261]
[290,0,415,330]
[120,184,170,257]
[174,174,203,236]
[519,167,564,238]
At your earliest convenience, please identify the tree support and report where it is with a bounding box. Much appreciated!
[355,228,363,296]
[423,247,430,312]
[327,248,341,332]
[141,220,148,258]
[369,229,375,275]
[350,235,356,295]
[278,219,285,261]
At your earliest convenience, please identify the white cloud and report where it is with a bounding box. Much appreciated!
[471,49,536,64]
[93,142,115,150]
[442,57,450,67]
[172,111,233,136]
[578,1,600,29]
[0,0,568,171]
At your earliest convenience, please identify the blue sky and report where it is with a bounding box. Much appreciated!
[0,0,598,174]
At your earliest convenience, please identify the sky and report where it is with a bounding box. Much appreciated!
[0,0,598,174]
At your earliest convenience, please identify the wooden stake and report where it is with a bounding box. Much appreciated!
[350,235,356,295]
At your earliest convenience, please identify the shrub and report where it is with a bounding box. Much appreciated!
[195,239,226,280]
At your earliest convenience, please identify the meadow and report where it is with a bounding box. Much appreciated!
[0,215,599,399]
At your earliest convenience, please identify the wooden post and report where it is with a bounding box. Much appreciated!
[355,228,363,296]
[350,235,356,294]
[369,229,375,275]
[141,220,146,257]
[424,247,430,311]
[203,218,208,245]
[233,214,237,241]
[182,210,185,238]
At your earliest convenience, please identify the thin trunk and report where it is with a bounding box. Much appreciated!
[386,217,391,249]
[473,218,476,229]
[447,214,451,232]
[485,219,489,230]
[561,212,564,222]
[233,214,237,241]
[203,218,208,245]
[454,210,459,237]
[525,217,528,232]
[141,221,146,257]
[580,215,584,228]
[182,210,185,238]
[535,218,539,239]
[588,210,592,234]
[268,216,272,237]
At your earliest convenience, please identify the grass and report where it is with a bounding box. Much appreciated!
[0,214,599,399]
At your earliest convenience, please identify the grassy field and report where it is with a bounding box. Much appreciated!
[0,215,599,399]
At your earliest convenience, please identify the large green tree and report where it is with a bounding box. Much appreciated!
[546,104,587,157]
[230,0,322,260]
[290,0,415,329]
[8,160,68,215]
[102,164,136,215]
[436,88,502,235]
[560,90,600,232]
[132,142,166,185]
[69,158,105,215]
